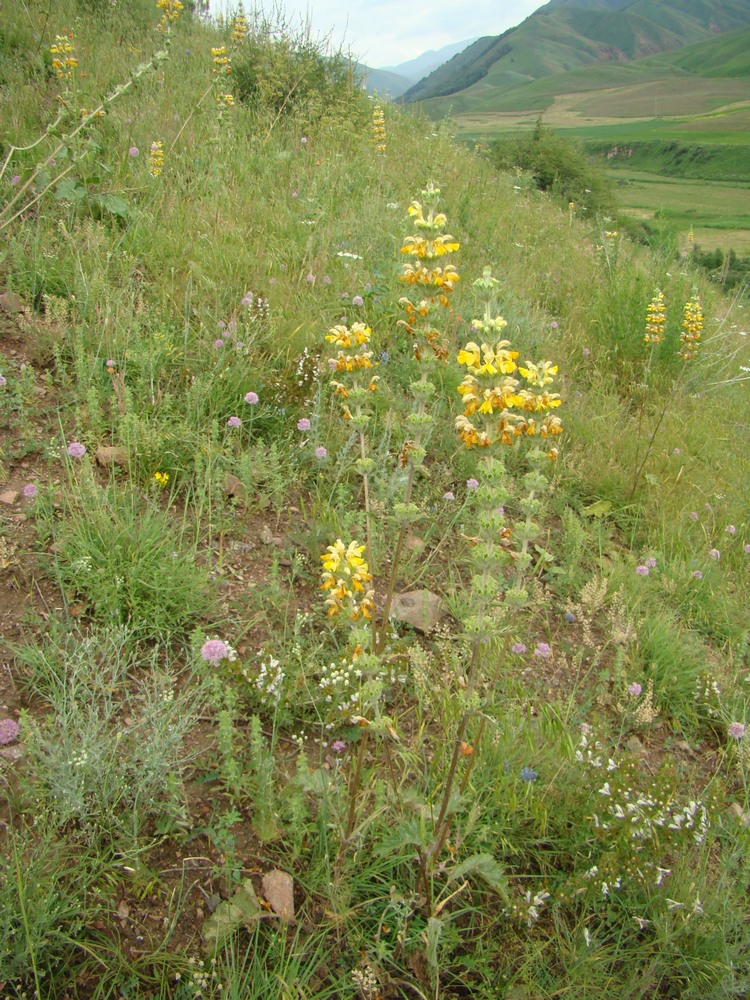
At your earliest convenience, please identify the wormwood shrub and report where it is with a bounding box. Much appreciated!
[16,627,202,848]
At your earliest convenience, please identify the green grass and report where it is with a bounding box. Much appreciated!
[1,1,750,997]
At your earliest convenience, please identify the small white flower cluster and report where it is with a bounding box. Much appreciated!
[695,670,722,718]
[594,782,710,846]
[583,866,623,899]
[176,955,223,996]
[575,724,617,772]
[504,887,550,927]
[351,963,380,999]
[318,658,364,719]
[252,654,285,706]
[71,555,93,573]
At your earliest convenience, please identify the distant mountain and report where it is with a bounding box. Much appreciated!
[403,0,750,111]
[381,39,479,81]
[355,37,478,99]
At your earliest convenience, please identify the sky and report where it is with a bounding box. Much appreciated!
[208,0,544,69]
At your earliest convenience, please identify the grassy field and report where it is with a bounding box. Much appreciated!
[1,2,750,998]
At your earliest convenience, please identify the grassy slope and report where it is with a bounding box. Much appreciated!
[1,3,750,998]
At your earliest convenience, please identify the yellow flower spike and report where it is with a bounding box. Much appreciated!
[518,361,558,387]
[457,343,482,369]
[645,289,667,345]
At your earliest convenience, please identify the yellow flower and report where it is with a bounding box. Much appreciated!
[148,140,164,177]
[325,323,371,348]
[154,471,170,487]
[518,361,558,387]
[645,289,666,345]
[320,540,374,619]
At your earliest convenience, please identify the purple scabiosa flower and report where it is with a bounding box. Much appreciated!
[331,740,346,752]
[582,347,591,356]
[550,320,559,329]
[511,642,527,655]
[564,611,576,623]
[744,544,750,555]
[305,273,315,284]
[0,718,19,745]
[244,391,259,405]
[226,416,242,428]
[725,525,737,535]
[67,441,86,459]
[520,766,538,783]
[22,483,37,499]
[466,478,479,491]
[214,338,224,349]
[322,275,332,285]
[201,639,229,663]
[728,722,746,741]
[689,511,699,521]
[352,295,364,307]
[314,446,328,459]
[534,642,552,659]
[297,417,311,432]
[443,491,455,501]
[0,374,7,387]
[106,359,116,369]
[672,447,681,455]
[636,565,650,577]
[128,146,139,157]
[628,682,643,698]
[10,175,20,186]
[691,570,703,579]
[708,548,721,560]
[645,557,657,569]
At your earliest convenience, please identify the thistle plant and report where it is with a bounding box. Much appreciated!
[423,268,563,893]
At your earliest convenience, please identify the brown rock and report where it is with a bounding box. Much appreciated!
[262,870,294,921]
[224,473,247,500]
[390,589,447,633]
[0,490,19,506]
[95,445,129,467]
[0,291,26,314]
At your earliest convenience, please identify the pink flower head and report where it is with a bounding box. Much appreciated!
[645,557,657,569]
[466,478,479,491]
[214,338,224,349]
[0,718,19,745]
[226,416,242,428]
[301,136,308,145]
[628,682,642,698]
[443,491,455,501]
[331,740,346,752]
[550,320,559,329]
[689,511,699,521]
[511,642,527,655]
[22,483,37,498]
[0,374,6,387]
[708,548,721,560]
[728,722,746,741]
[244,391,259,405]
[201,639,229,663]
[636,565,650,577]
[128,146,139,157]
[297,417,311,431]
[725,525,737,535]
[315,446,328,459]
[692,570,703,579]
[744,544,750,555]
[67,441,86,459]
[534,642,551,659]
[305,273,315,284]
[352,295,364,307]
[582,347,591,356]
[10,175,20,186]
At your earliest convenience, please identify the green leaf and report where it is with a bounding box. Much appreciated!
[93,193,129,218]
[447,853,508,895]
[54,179,85,202]
[582,499,612,518]
[201,878,261,953]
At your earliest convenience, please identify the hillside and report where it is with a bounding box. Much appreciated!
[404,0,750,111]
[1,2,749,998]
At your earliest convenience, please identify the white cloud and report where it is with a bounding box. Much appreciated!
[209,0,543,68]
